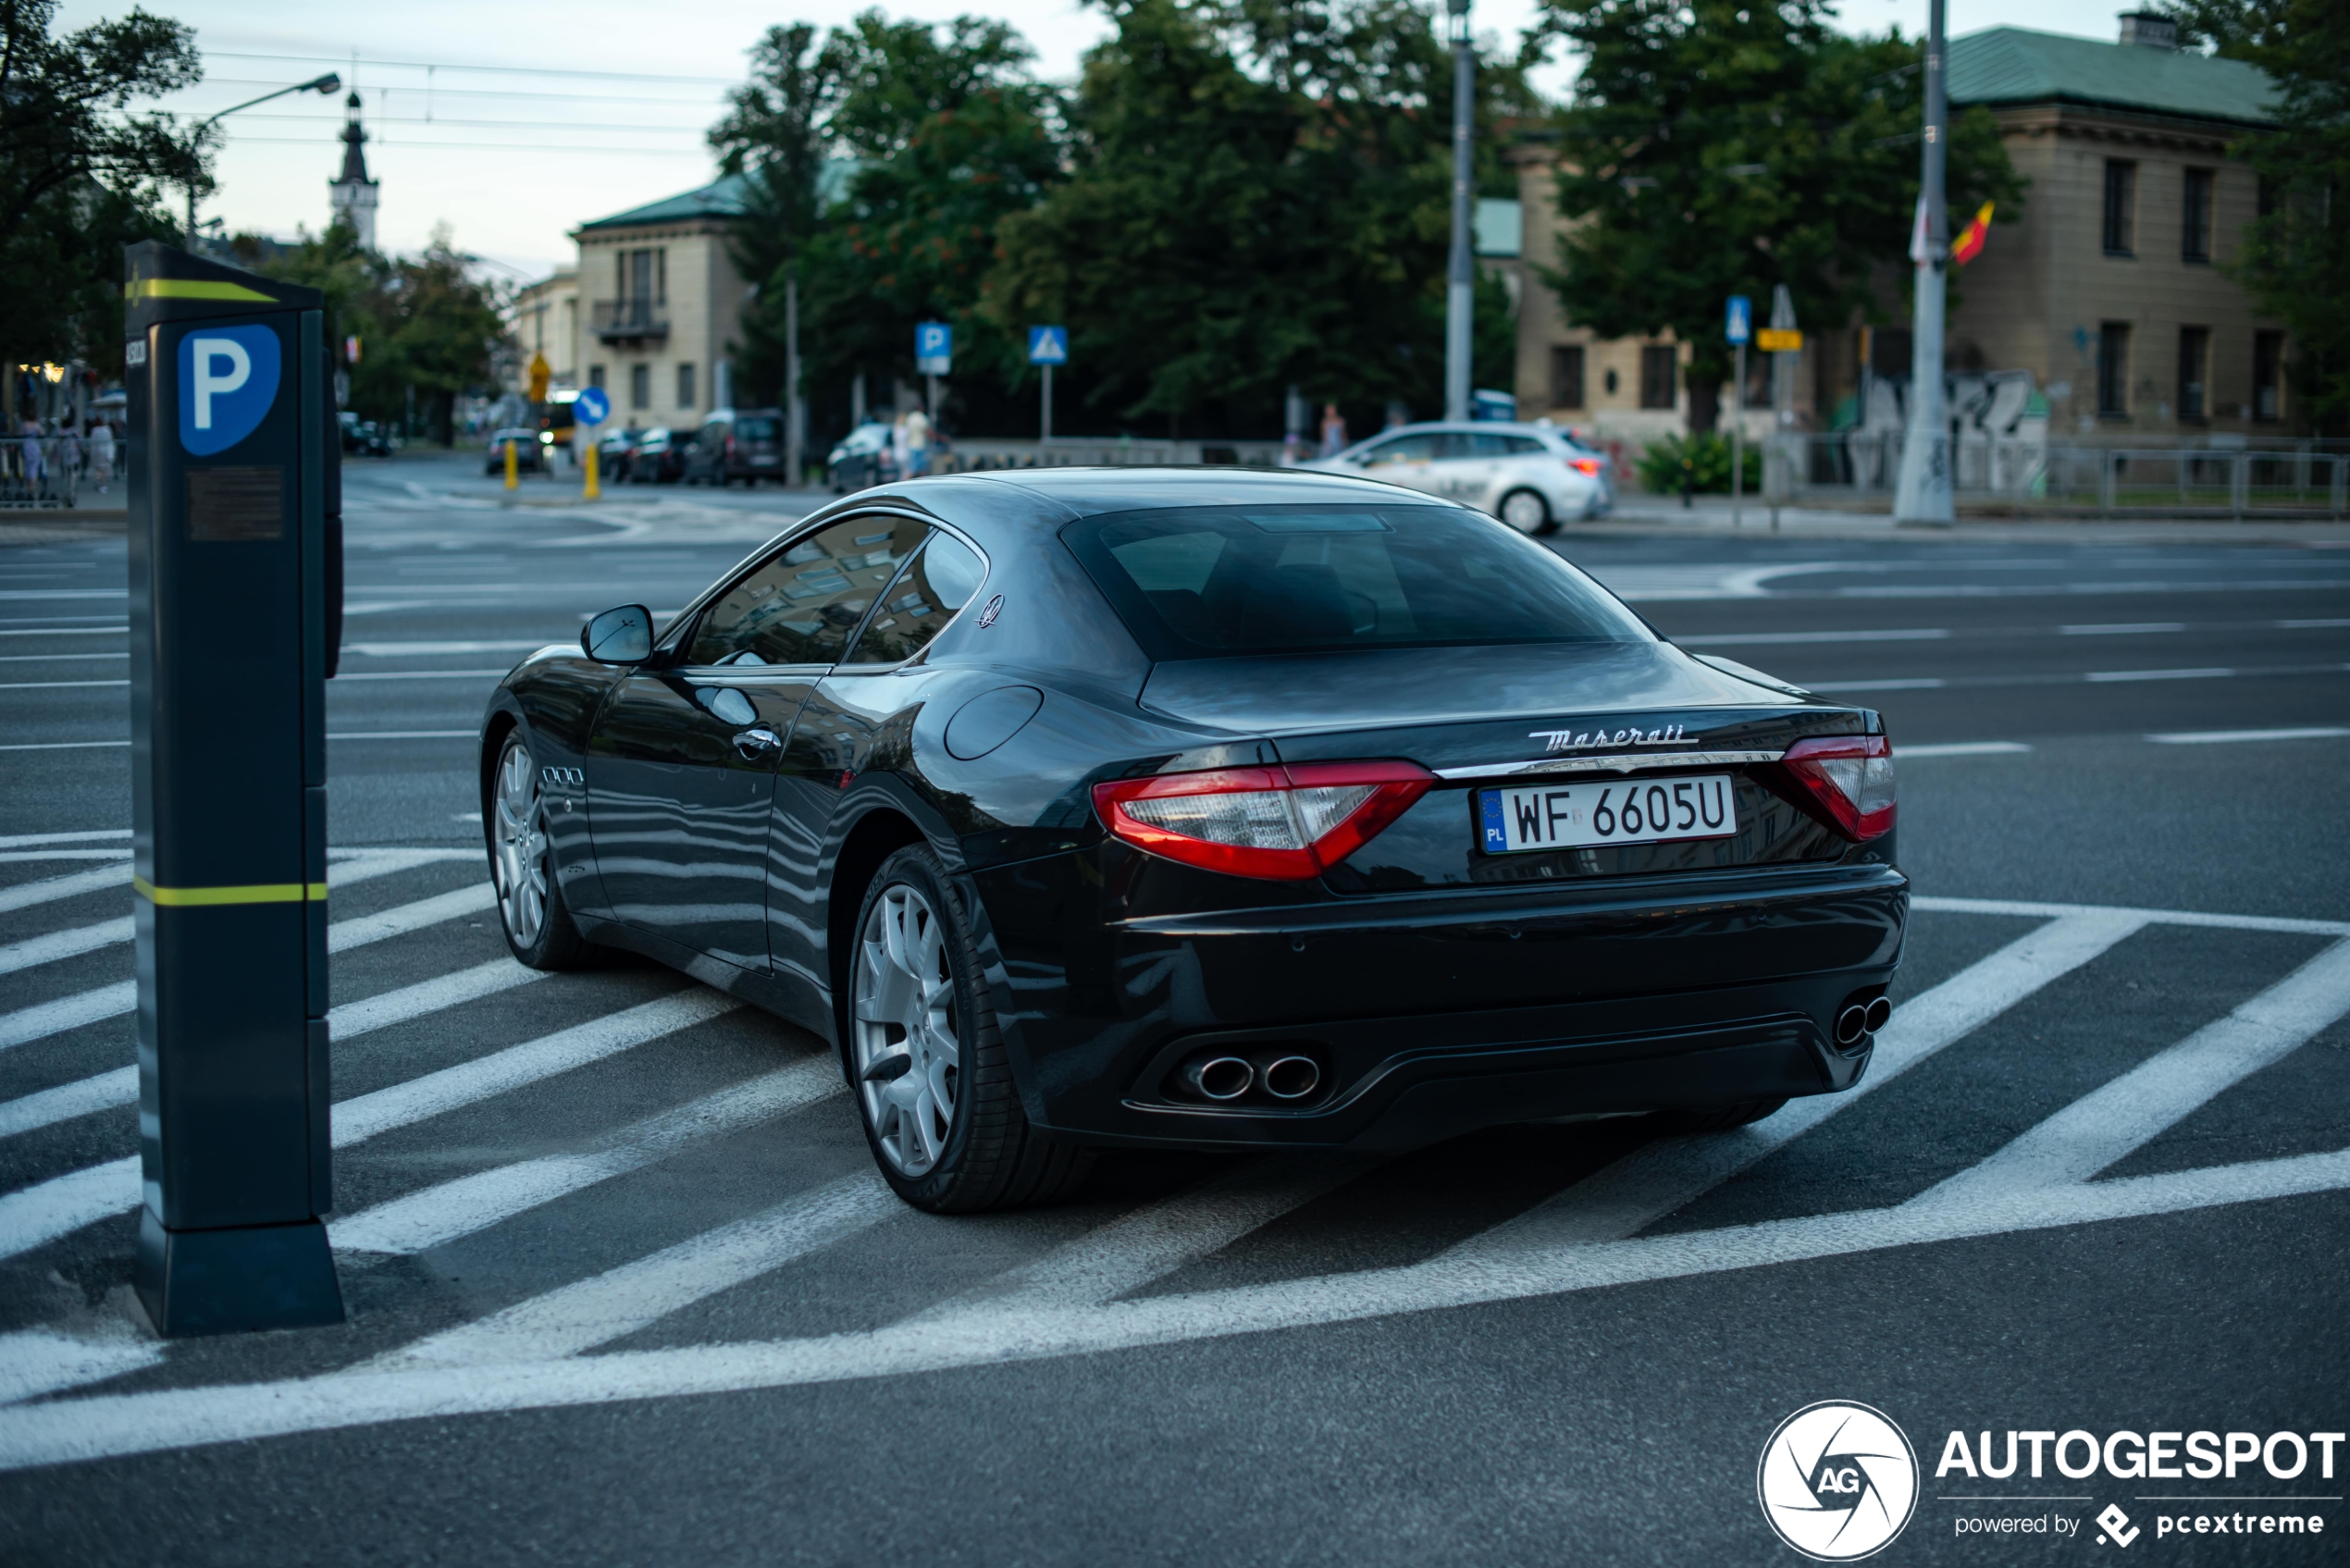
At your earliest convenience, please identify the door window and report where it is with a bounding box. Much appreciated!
[1357,433,1440,467]
[842,531,987,666]
[686,515,919,668]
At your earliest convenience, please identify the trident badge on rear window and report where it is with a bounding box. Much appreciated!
[178,324,281,455]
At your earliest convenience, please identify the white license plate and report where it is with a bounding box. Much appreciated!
[1478,775,1738,853]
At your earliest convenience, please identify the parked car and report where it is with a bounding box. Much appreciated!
[1301,420,1615,532]
[484,427,546,475]
[599,426,649,482]
[339,412,391,457]
[625,426,691,484]
[683,408,788,487]
[825,422,900,493]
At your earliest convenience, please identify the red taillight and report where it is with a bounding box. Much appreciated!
[1092,760,1434,881]
[1566,456,1603,476]
[1780,735,1896,841]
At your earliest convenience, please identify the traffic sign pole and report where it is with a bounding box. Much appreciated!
[125,241,344,1336]
[1027,326,1068,447]
[574,385,609,500]
[1725,295,1751,530]
[1042,364,1053,444]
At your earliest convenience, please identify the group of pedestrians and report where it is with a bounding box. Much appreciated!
[6,415,118,506]
[892,405,935,478]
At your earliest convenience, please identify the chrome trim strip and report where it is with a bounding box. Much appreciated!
[1434,749,1782,780]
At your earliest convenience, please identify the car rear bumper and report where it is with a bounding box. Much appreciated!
[971,857,1906,1152]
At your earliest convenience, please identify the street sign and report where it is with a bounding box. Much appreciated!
[1757,328,1803,353]
[1027,326,1068,365]
[574,385,610,426]
[916,321,952,376]
[1725,295,1752,344]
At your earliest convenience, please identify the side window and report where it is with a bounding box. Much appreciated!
[1499,434,1548,455]
[842,530,987,667]
[1360,434,1439,467]
[686,515,921,668]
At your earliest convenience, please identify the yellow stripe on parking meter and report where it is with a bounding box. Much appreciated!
[133,878,329,906]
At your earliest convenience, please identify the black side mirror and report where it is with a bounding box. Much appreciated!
[582,604,654,664]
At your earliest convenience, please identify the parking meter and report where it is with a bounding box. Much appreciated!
[124,241,344,1335]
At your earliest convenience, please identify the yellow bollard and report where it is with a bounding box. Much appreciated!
[503,436,518,489]
[583,432,600,500]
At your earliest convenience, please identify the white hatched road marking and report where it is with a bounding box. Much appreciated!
[0,849,131,863]
[367,1173,898,1372]
[0,864,130,916]
[0,1330,162,1408]
[0,1068,136,1141]
[329,1053,838,1255]
[1911,894,2349,937]
[1449,909,2149,1257]
[1897,742,2032,759]
[0,830,130,849]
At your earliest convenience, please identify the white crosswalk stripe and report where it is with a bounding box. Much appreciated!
[0,864,130,916]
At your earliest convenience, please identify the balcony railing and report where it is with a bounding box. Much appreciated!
[592,299,669,341]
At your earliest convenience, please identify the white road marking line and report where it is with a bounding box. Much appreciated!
[1897,742,2033,758]
[330,670,510,682]
[0,849,130,863]
[0,653,126,664]
[0,741,130,752]
[6,1143,2344,1472]
[0,830,130,849]
[0,1155,139,1264]
[0,627,126,637]
[0,1329,163,1407]
[319,957,550,1043]
[2060,623,2185,635]
[367,1173,897,1372]
[1804,678,1947,692]
[0,1068,135,1141]
[331,989,736,1145]
[327,730,476,741]
[2277,619,2350,629]
[1915,939,2350,1207]
[0,982,133,1054]
[1911,894,2350,938]
[0,865,130,914]
[1448,909,2150,1256]
[326,883,493,950]
[0,917,130,977]
[2147,726,2350,745]
[330,1053,839,1256]
[2084,666,2233,683]
[343,641,548,656]
[1677,629,1950,646]
[0,680,129,690]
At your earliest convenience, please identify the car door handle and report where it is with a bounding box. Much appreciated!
[733,726,782,761]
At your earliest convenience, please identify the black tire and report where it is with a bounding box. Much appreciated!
[1651,1098,1787,1135]
[487,729,596,971]
[843,845,1092,1213]
[1497,488,1556,536]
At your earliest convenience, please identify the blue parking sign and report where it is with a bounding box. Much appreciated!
[915,321,952,374]
[574,386,610,425]
[1027,326,1069,365]
[1725,295,1752,344]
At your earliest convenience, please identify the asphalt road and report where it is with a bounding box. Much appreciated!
[2,455,2346,1565]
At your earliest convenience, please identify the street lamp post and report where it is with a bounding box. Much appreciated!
[1443,0,1475,424]
[186,74,343,248]
[1892,0,1952,525]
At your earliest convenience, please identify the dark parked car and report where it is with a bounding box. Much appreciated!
[825,422,899,492]
[484,427,546,475]
[339,412,390,457]
[598,426,647,482]
[684,408,787,487]
[625,426,691,484]
[479,469,1906,1213]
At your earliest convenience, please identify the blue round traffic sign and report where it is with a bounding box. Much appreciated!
[575,387,610,425]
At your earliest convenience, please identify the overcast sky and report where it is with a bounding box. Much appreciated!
[57,0,2155,282]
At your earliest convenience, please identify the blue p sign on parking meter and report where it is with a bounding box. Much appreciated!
[1725,295,1752,344]
[574,385,610,426]
[1027,326,1068,365]
[915,321,952,375]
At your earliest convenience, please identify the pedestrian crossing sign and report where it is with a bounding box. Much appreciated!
[1028,326,1069,365]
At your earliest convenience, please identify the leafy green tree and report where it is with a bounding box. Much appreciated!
[1534,0,2022,430]
[2156,0,2346,430]
[0,0,206,388]
[983,0,1528,438]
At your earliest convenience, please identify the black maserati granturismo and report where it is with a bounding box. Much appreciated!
[478,468,1906,1211]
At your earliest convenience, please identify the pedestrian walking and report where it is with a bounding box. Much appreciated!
[1317,402,1347,459]
[89,419,115,492]
[905,405,933,478]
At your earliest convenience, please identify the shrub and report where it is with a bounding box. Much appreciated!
[1634,431,1762,495]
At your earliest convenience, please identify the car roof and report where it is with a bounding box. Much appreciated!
[936,464,1478,519]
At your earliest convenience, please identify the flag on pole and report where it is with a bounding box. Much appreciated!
[1950,202,1996,265]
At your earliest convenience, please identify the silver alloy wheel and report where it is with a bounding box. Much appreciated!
[492,736,550,948]
[852,882,960,1177]
[1499,488,1551,534]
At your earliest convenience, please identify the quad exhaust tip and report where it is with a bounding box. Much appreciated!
[1260,1055,1322,1100]
[1863,995,1892,1033]
[1835,996,1895,1047]
[1184,1056,1255,1101]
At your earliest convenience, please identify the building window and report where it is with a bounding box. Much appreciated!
[2182,167,2213,263]
[1639,344,1676,410]
[588,364,606,389]
[1549,345,1585,410]
[2102,161,2135,256]
[2097,323,2131,416]
[2177,327,2208,422]
[629,363,651,412]
[2252,331,2283,422]
[676,363,697,410]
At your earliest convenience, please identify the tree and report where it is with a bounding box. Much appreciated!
[983,0,1528,438]
[0,0,206,388]
[2156,0,2347,431]
[1534,0,2022,430]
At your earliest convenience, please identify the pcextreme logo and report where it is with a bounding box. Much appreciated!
[1758,1401,1922,1561]
[178,324,281,455]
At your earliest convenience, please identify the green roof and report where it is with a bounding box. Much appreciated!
[1948,27,2279,128]
[576,162,862,233]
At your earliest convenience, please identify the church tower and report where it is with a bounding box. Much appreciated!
[328,91,378,250]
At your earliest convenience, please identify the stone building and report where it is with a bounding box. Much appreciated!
[328,93,379,252]
[1510,16,2292,452]
[568,176,755,426]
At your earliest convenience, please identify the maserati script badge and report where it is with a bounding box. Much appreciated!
[1528,723,1692,754]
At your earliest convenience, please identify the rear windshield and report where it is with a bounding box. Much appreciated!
[1062,503,1651,660]
[735,417,780,442]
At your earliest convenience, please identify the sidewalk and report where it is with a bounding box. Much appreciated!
[1589,492,2350,546]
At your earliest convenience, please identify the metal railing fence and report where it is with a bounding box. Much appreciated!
[1769,431,2350,518]
[1,437,103,509]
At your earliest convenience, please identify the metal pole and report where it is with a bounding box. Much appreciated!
[1041,364,1054,444]
[784,265,803,488]
[1893,0,1953,525]
[1731,340,1746,528]
[1443,0,1475,424]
